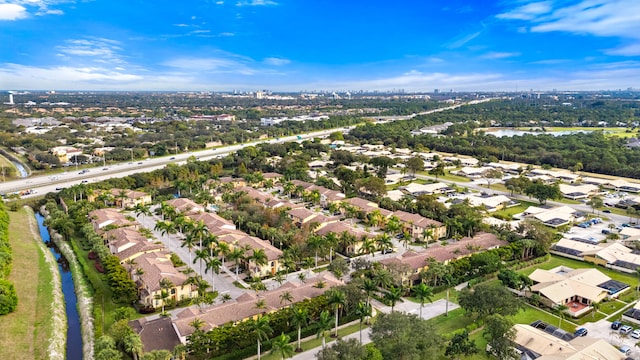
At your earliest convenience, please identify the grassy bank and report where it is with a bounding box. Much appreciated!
[0,208,58,360]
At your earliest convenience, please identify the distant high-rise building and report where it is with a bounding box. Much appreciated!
[8,93,14,105]
[434,89,439,94]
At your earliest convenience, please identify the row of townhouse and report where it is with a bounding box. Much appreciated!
[379,232,506,285]
[128,273,342,353]
[88,207,198,309]
[165,197,285,277]
[551,238,640,273]
[88,188,152,209]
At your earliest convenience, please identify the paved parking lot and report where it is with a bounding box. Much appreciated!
[580,319,640,359]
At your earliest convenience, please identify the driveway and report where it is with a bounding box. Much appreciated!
[580,319,640,359]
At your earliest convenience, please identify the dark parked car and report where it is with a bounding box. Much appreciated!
[612,321,622,330]
[574,328,588,336]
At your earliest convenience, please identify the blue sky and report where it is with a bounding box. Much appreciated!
[1,0,640,91]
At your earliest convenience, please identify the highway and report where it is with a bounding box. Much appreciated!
[3,100,485,198]
[0,128,350,198]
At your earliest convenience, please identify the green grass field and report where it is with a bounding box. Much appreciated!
[0,208,56,360]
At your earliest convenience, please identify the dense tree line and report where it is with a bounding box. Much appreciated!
[0,200,17,315]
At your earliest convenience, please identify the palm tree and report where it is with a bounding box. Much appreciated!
[315,310,332,349]
[229,247,246,277]
[133,203,151,222]
[193,249,209,274]
[413,283,433,319]
[205,256,222,290]
[327,289,346,338]
[204,233,219,258]
[279,290,293,307]
[217,241,230,265]
[360,238,377,258]
[307,234,324,268]
[157,277,174,314]
[373,268,393,289]
[255,299,267,311]
[270,333,294,360]
[291,306,309,351]
[221,293,232,303]
[249,248,268,276]
[324,233,339,263]
[355,302,372,343]
[122,332,144,360]
[274,272,286,286]
[556,304,569,328]
[190,220,209,248]
[384,286,404,312]
[375,233,393,254]
[361,278,378,307]
[251,315,273,360]
[181,234,198,265]
[190,318,205,331]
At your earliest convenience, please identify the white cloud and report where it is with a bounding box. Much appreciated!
[57,38,125,64]
[499,0,640,41]
[1,0,68,19]
[446,31,481,49]
[216,1,224,4]
[497,1,552,20]
[263,57,290,66]
[163,56,257,75]
[236,0,277,7]
[606,43,640,56]
[0,4,28,20]
[481,52,520,59]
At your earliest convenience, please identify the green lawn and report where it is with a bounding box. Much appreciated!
[515,126,639,139]
[259,322,366,360]
[0,208,56,360]
[492,201,538,219]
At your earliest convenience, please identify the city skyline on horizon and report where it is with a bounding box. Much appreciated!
[1,0,640,92]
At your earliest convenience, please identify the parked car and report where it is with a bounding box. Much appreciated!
[574,328,588,337]
[603,209,612,213]
[631,329,640,339]
[620,325,633,335]
[611,321,622,330]
[620,345,631,355]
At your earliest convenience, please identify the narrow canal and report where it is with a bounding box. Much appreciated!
[36,212,83,360]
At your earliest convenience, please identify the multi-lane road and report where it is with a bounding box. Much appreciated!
[3,100,486,199]
[0,128,351,198]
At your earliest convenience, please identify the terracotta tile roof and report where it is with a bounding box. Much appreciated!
[135,252,190,292]
[166,198,204,214]
[172,274,343,339]
[88,208,138,230]
[380,232,506,271]
[393,210,443,228]
[262,172,283,179]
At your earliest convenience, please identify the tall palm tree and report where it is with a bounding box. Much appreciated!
[306,234,324,268]
[229,247,246,277]
[355,302,372,343]
[384,286,404,312]
[361,278,378,307]
[413,283,434,319]
[291,306,309,351]
[205,256,222,290]
[327,289,346,338]
[324,233,339,263]
[315,310,332,349]
[193,249,209,274]
[249,248,268,276]
[270,333,294,360]
[122,332,144,360]
[556,304,569,328]
[181,234,198,265]
[190,220,209,249]
[251,315,273,360]
[203,233,219,258]
[360,238,377,258]
[133,203,151,222]
[217,241,230,265]
[157,277,174,314]
[375,233,393,254]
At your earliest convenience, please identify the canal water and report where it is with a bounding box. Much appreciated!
[36,213,83,360]
[12,161,28,178]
